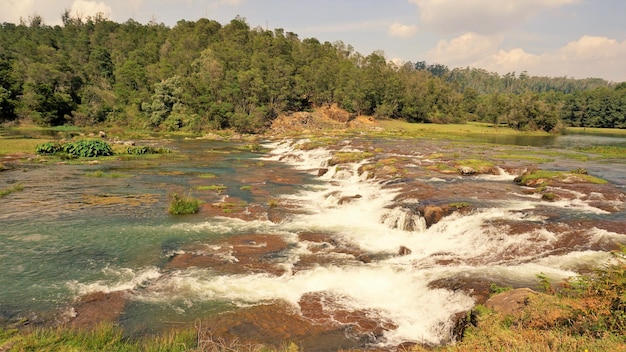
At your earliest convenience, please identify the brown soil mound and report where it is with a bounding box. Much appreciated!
[270,105,378,132]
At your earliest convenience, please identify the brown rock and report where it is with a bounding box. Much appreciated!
[66,290,129,329]
[485,288,537,317]
[420,205,450,227]
[398,246,412,256]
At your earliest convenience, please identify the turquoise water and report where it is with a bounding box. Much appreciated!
[0,140,302,327]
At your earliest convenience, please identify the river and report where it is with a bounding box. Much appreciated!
[1,132,625,350]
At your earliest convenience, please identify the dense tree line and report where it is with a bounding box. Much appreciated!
[1,14,624,132]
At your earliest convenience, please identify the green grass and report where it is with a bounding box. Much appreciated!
[579,145,626,158]
[168,192,202,215]
[0,138,49,156]
[0,183,23,198]
[455,159,495,171]
[515,169,608,186]
[377,120,550,138]
[0,323,195,351]
[329,151,374,165]
[567,127,626,136]
[197,184,227,193]
[85,170,132,178]
[197,173,218,179]
[240,185,253,191]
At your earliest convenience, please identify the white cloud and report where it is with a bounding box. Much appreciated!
[429,33,626,81]
[426,32,503,65]
[388,22,417,38]
[69,0,112,19]
[1,0,36,24]
[409,0,579,34]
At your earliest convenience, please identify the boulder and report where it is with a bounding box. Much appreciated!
[398,246,412,256]
[458,166,477,176]
[485,288,537,317]
[420,205,448,227]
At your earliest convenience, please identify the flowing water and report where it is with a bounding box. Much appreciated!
[1,134,625,349]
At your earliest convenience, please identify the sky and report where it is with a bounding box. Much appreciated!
[2,0,626,82]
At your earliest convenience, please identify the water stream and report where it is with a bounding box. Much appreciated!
[1,135,625,348]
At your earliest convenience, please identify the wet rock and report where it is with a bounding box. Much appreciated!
[338,194,362,204]
[318,168,329,177]
[418,205,452,227]
[398,246,412,256]
[294,232,372,271]
[429,276,493,305]
[485,288,538,317]
[299,292,397,338]
[65,290,129,329]
[458,166,477,175]
[199,301,370,352]
[167,234,290,276]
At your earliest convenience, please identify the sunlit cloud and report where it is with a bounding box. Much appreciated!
[426,32,503,65]
[69,0,111,19]
[388,22,417,38]
[428,32,626,81]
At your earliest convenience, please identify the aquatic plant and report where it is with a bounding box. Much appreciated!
[36,139,113,158]
[197,184,227,193]
[168,191,201,215]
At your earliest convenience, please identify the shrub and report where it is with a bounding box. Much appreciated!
[168,192,201,215]
[36,140,113,158]
[62,140,113,157]
[35,141,63,155]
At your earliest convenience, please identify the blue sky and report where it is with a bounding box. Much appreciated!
[2,0,625,82]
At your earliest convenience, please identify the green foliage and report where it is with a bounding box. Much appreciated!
[489,283,513,295]
[1,15,623,132]
[168,191,202,215]
[35,141,63,154]
[36,139,113,157]
[62,139,114,157]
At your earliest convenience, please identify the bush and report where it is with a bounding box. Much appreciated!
[36,140,113,158]
[35,141,63,155]
[168,192,201,215]
[62,139,113,157]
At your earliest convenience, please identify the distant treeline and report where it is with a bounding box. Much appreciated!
[1,14,625,132]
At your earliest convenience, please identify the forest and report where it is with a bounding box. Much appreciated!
[1,13,625,133]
